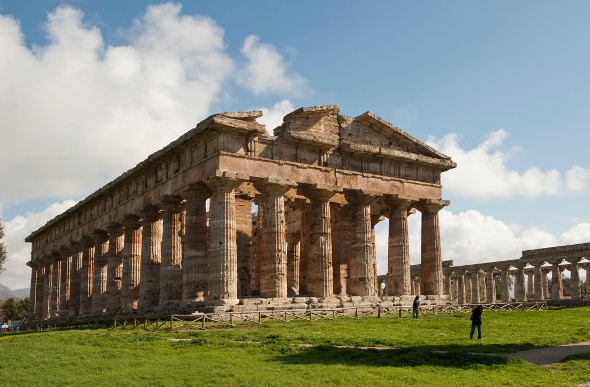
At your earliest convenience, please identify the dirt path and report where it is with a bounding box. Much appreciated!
[501,340,590,365]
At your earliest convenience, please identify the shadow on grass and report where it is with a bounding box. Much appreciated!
[272,344,529,369]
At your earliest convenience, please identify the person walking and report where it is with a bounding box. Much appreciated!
[470,305,483,339]
[412,296,420,319]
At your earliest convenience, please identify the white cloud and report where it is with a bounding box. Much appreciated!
[256,99,295,135]
[558,223,590,245]
[0,200,77,289]
[236,35,307,96]
[427,130,590,200]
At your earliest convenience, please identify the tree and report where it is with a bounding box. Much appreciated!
[1,297,29,321]
[0,217,6,274]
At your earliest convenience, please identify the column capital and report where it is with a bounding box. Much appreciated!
[302,184,342,201]
[59,245,72,255]
[90,229,109,244]
[158,195,184,212]
[121,214,142,229]
[139,205,163,222]
[26,260,38,268]
[79,235,95,248]
[104,222,124,236]
[204,170,247,191]
[254,177,297,195]
[415,198,450,213]
[344,189,380,205]
[384,194,419,209]
[68,240,82,251]
[286,232,300,244]
[179,182,213,201]
[50,250,62,262]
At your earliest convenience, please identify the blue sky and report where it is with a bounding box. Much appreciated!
[0,1,588,289]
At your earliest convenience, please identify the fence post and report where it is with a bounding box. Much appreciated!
[355,308,359,319]
[285,311,288,322]
[399,308,402,317]
[259,312,262,324]
[202,315,206,329]
[309,311,312,321]
[378,307,381,318]
[170,315,173,330]
[230,313,234,327]
[333,310,336,320]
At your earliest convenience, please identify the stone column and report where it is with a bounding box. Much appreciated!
[250,203,262,296]
[542,268,550,299]
[346,190,377,297]
[457,273,465,305]
[451,276,459,300]
[570,259,581,301]
[304,185,339,299]
[42,258,52,320]
[293,201,310,296]
[471,270,481,304]
[206,174,242,303]
[464,273,472,303]
[90,230,109,315]
[235,195,253,298]
[551,262,563,300]
[331,203,342,296]
[386,195,416,297]
[105,223,124,313]
[26,262,37,320]
[255,177,296,299]
[286,235,300,295]
[121,215,142,311]
[79,236,95,315]
[69,242,82,317]
[159,196,184,306]
[526,272,534,300]
[417,199,448,296]
[35,264,45,320]
[137,206,163,310]
[50,252,61,318]
[444,275,452,298]
[485,270,496,303]
[534,265,544,301]
[501,268,510,302]
[59,246,72,317]
[515,266,526,302]
[412,277,421,296]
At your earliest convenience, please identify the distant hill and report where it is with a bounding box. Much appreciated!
[0,284,30,300]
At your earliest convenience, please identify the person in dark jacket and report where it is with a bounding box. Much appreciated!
[470,305,483,339]
[412,296,420,319]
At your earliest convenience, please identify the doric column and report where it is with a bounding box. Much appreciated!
[105,223,124,313]
[41,257,52,320]
[515,266,526,302]
[90,230,109,314]
[330,202,343,295]
[59,246,72,317]
[79,236,95,315]
[457,273,465,304]
[205,174,243,303]
[416,199,449,295]
[471,270,480,304]
[451,276,459,300]
[121,215,142,311]
[158,196,184,306]
[254,177,296,298]
[551,262,563,300]
[526,272,534,300]
[303,185,340,298]
[26,261,37,320]
[35,263,45,320]
[69,242,82,317]
[485,270,496,303]
[293,200,310,296]
[138,205,163,309]
[570,259,581,300]
[412,277,421,296]
[346,190,378,297]
[501,268,510,302]
[385,195,416,297]
[50,252,61,318]
[542,268,550,299]
[286,234,300,295]
[533,265,544,301]
[444,275,452,298]
[464,273,472,303]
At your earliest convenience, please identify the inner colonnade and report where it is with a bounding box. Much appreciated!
[25,105,457,322]
[380,243,590,304]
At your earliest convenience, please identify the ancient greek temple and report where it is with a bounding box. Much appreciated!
[25,105,457,321]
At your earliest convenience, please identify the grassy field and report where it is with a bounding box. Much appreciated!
[1,307,590,386]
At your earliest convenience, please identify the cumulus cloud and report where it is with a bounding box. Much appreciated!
[427,130,590,200]
[256,99,295,134]
[236,35,307,96]
[375,210,588,275]
[0,200,77,289]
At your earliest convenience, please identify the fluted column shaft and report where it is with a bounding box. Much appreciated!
[305,188,337,298]
[501,269,510,302]
[206,176,242,301]
[69,244,82,317]
[105,224,124,313]
[35,265,45,320]
[287,239,300,293]
[386,197,414,297]
[551,263,563,300]
[42,261,52,320]
[122,215,142,310]
[79,237,95,315]
[542,270,550,299]
[526,273,534,299]
[464,274,472,302]
[59,247,72,317]
[91,230,109,314]
[534,265,544,301]
[27,263,37,319]
[485,271,495,303]
[159,197,183,305]
[457,274,465,304]
[516,266,526,301]
[296,202,310,296]
[51,256,61,318]
[347,192,376,297]
[138,206,162,309]
[571,260,581,300]
[471,271,480,304]
[418,201,446,295]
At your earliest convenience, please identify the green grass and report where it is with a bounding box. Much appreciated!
[1,307,590,386]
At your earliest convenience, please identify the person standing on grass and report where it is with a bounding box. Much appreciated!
[470,305,483,339]
[412,296,420,319]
